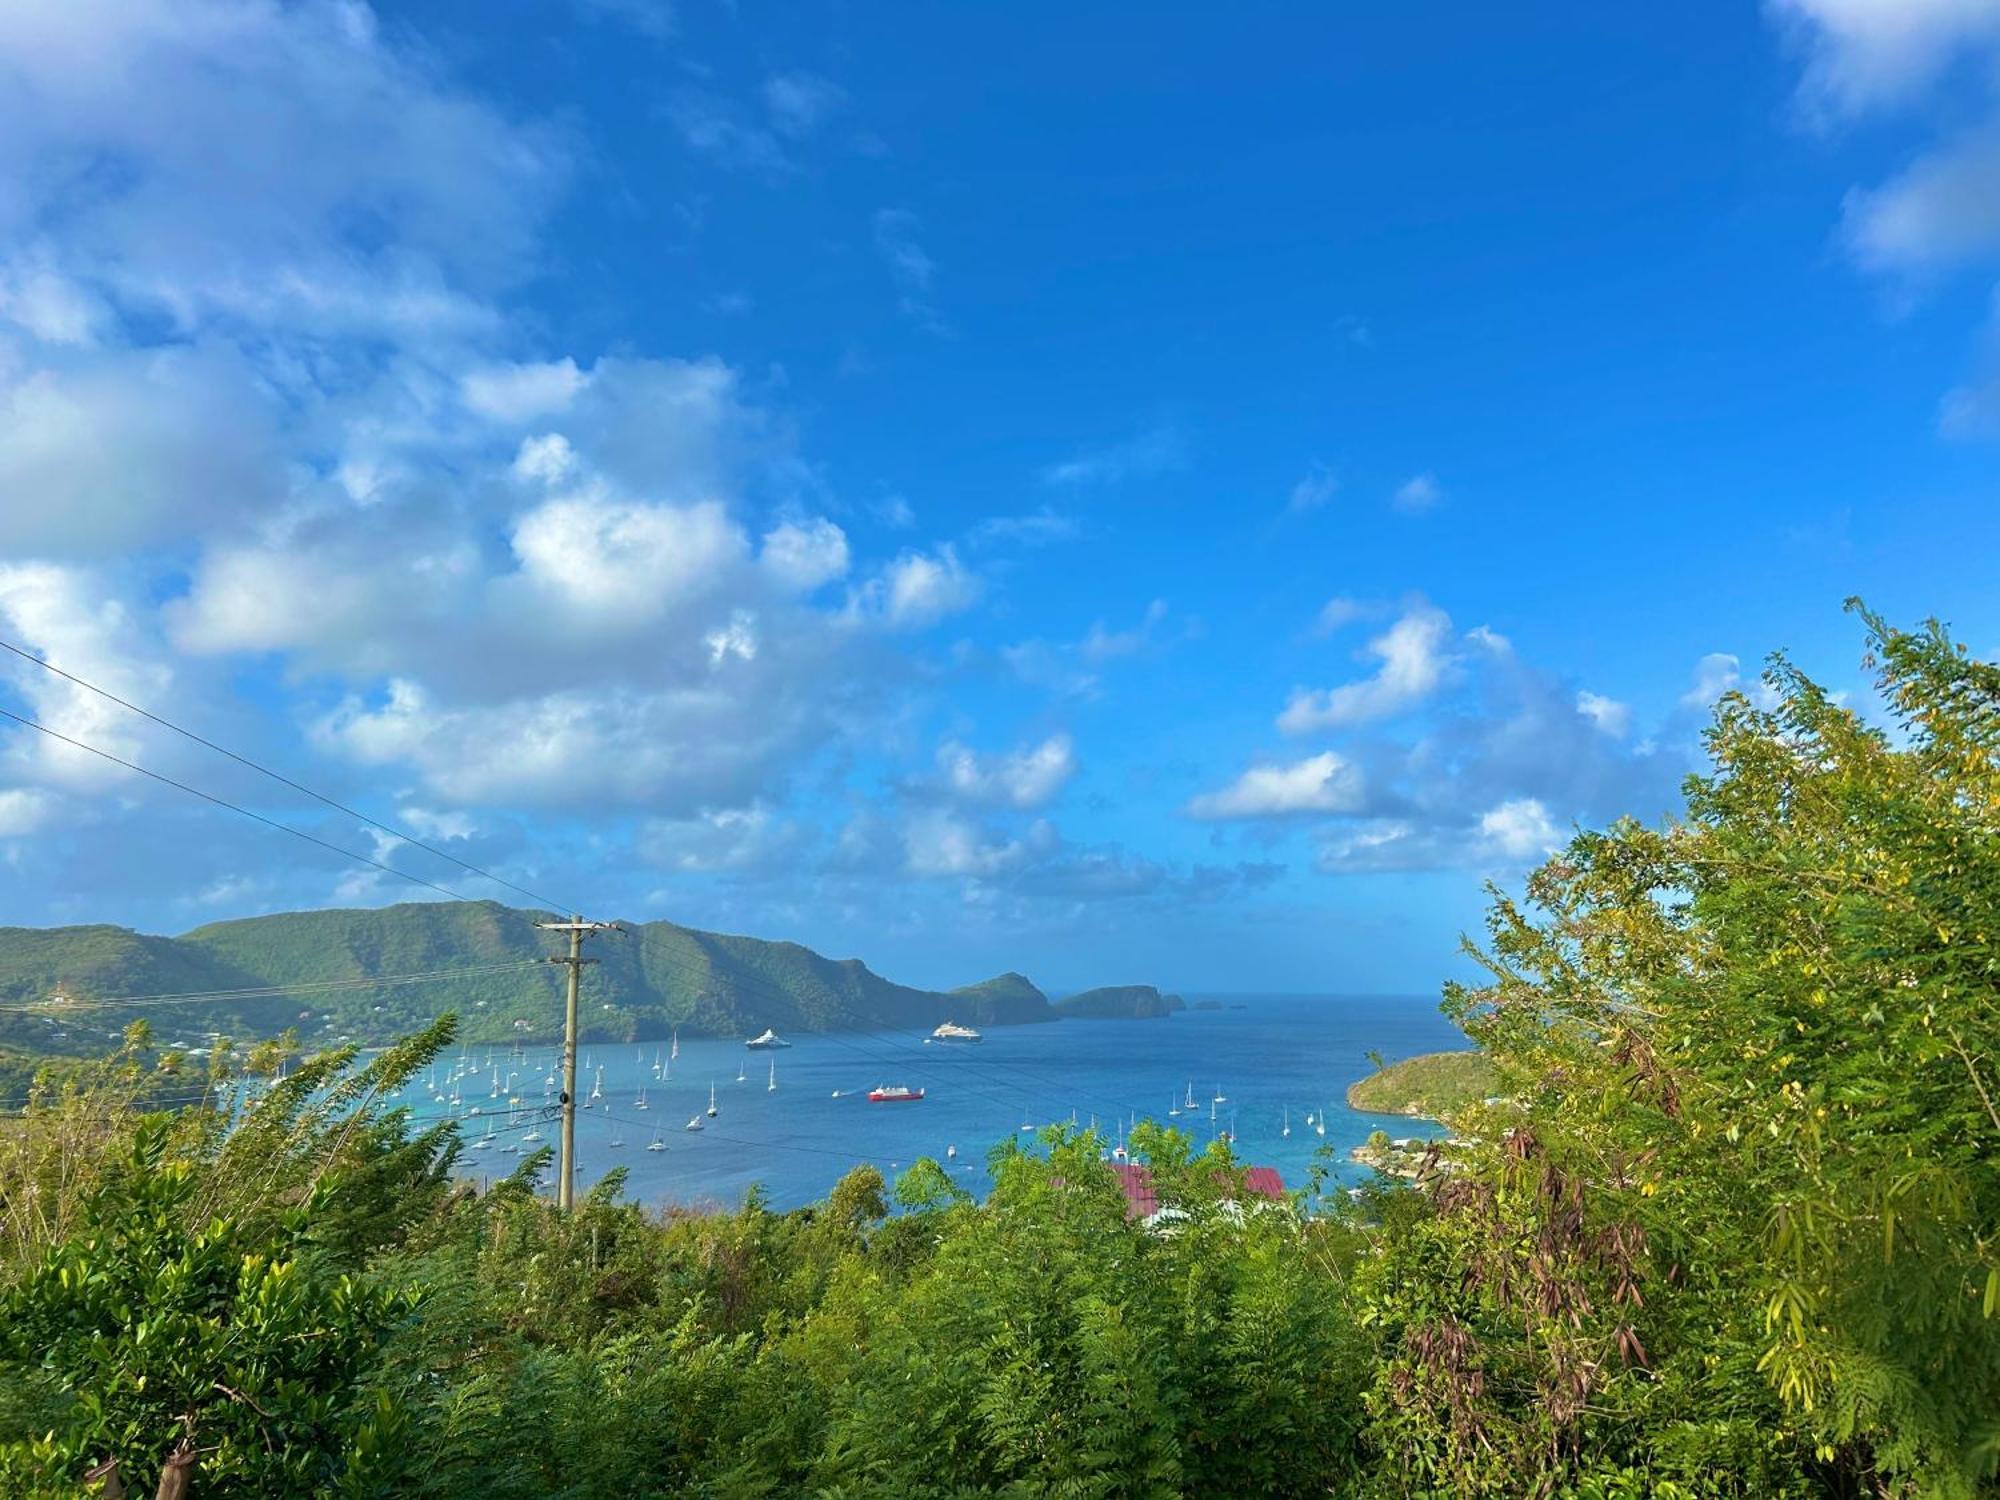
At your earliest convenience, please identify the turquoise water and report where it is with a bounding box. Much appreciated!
[408,994,1465,1211]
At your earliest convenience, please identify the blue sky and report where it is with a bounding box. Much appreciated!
[0,0,1995,994]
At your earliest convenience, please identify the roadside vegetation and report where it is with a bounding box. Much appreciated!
[0,605,1992,1498]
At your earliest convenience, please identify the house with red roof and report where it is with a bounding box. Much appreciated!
[1108,1162,1286,1227]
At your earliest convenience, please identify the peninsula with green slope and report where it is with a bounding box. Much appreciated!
[1345,1049,1498,1120]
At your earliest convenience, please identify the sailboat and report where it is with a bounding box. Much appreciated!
[1304,1108,1316,1127]
[651,1046,662,1079]
[685,1114,704,1132]
[1213,1084,1228,1105]
[589,1067,603,1103]
[737,1059,747,1083]
[766,1058,777,1093]
[648,1127,665,1152]
[635,1085,649,1111]
[1282,1106,1291,1138]
[706,1082,719,1118]
[1316,1106,1327,1137]
[1183,1081,1197,1110]
[609,1121,625,1148]
[1168,1092,1181,1118]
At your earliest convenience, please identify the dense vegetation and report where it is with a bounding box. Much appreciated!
[0,905,1081,1050]
[0,605,1992,1497]
[1345,1049,1500,1119]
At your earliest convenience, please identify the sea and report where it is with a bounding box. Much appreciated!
[406,993,1467,1212]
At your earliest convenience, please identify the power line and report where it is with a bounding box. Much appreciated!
[0,636,568,912]
[0,704,481,904]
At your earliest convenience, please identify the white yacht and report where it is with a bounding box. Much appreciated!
[927,1020,983,1043]
[745,1028,792,1049]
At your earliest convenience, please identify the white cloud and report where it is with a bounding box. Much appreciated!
[903,810,1056,878]
[869,546,980,628]
[1576,689,1633,737]
[1846,128,2000,273]
[509,494,745,626]
[640,805,803,873]
[760,517,851,592]
[1392,472,1444,513]
[1770,0,2000,116]
[1187,752,1364,820]
[938,734,1077,809]
[462,358,588,423]
[1681,652,1743,706]
[0,562,177,782]
[0,0,565,336]
[0,345,285,556]
[514,432,578,485]
[1478,797,1562,859]
[0,787,55,838]
[1279,603,1455,732]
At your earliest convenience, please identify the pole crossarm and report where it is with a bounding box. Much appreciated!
[537,916,623,1211]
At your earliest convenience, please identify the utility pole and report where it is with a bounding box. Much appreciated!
[537,915,621,1211]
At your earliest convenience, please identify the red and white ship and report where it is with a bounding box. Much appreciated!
[866,1084,926,1103]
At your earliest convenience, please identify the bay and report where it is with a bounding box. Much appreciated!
[422,993,1467,1211]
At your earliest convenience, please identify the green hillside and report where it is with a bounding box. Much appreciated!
[0,902,1099,1049]
[946,971,1052,1023]
[1051,984,1185,1019]
[1345,1049,1498,1120]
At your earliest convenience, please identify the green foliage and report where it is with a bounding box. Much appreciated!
[1345,1048,1499,1119]
[1357,604,2000,1497]
[0,1123,417,1497]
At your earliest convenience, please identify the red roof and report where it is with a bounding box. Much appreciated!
[1109,1163,1285,1220]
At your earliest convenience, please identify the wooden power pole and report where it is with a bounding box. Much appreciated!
[537,915,620,1211]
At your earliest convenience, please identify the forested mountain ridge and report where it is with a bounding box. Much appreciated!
[0,901,1080,1047]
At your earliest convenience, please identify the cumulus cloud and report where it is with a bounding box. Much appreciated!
[1576,689,1633,737]
[462,358,588,422]
[760,517,851,592]
[903,810,1056,878]
[1279,603,1456,732]
[1187,752,1364,819]
[868,547,980,628]
[1478,797,1562,858]
[1770,0,2000,117]
[938,734,1077,809]
[1681,652,1742,706]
